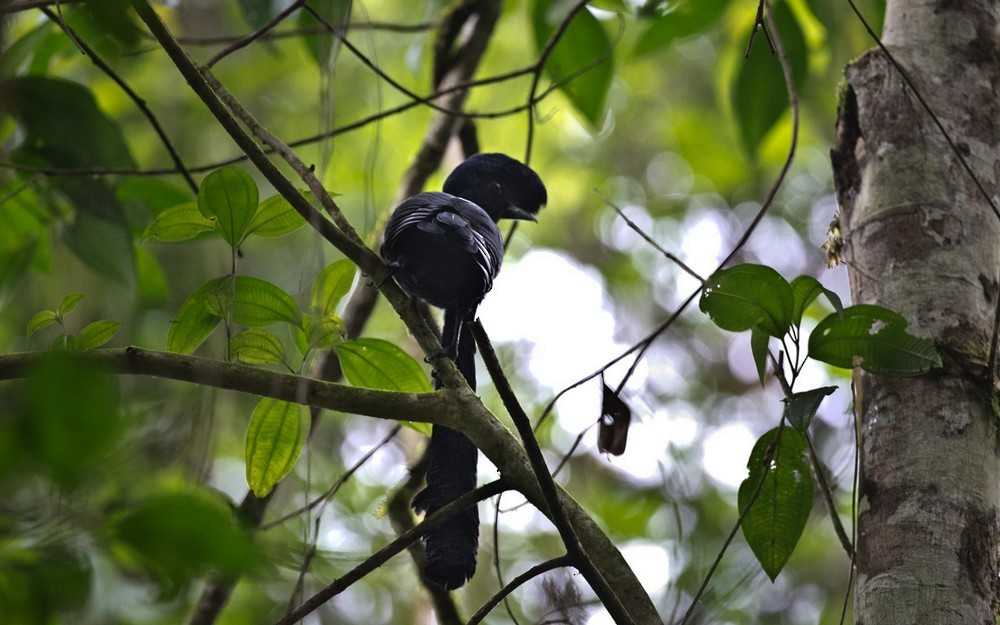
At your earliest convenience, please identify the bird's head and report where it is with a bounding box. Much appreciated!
[443,153,547,223]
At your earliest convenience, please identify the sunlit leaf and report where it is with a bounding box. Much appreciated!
[57,293,84,317]
[246,193,308,238]
[738,427,812,581]
[783,386,837,433]
[335,338,432,434]
[808,305,941,376]
[77,320,123,349]
[700,263,794,337]
[532,0,614,126]
[304,315,346,351]
[26,310,58,337]
[198,167,258,247]
[231,328,285,365]
[310,258,356,316]
[245,398,310,497]
[141,202,216,242]
[202,276,303,328]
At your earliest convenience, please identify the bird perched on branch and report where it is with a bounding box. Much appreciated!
[380,153,546,589]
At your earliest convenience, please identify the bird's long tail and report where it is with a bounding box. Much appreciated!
[412,310,480,589]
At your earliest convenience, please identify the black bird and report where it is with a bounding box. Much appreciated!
[380,153,546,589]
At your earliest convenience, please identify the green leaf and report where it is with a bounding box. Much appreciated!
[808,305,941,376]
[532,0,614,126]
[298,0,352,67]
[700,263,794,337]
[110,491,258,585]
[634,0,730,56]
[245,398,310,497]
[167,277,225,354]
[310,258,356,316]
[303,315,346,351]
[335,338,432,434]
[57,293,85,317]
[198,167,259,247]
[783,386,837,433]
[731,1,809,154]
[77,320,123,349]
[738,427,812,581]
[62,206,137,288]
[27,310,59,337]
[204,276,303,328]
[141,202,216,242]
[231,329,285,365]
[750,326,769,387]
[246,193,308,238]
[118,178,193,217]
[50,334,78,351]
[237,0,275,29]
[83,0,140,47]
[790,275,844,325]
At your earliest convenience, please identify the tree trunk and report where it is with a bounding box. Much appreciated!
[831,0,1000,622]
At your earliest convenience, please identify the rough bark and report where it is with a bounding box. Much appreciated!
[831,0,1000,622]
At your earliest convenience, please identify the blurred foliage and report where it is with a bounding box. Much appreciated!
[0,0,890,623]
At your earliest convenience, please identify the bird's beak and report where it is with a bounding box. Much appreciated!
[505,205,538,222]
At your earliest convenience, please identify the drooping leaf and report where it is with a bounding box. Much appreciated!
[731,1,809,155]
[738,427,812,581]
[198,167,259,247]
[77,320,123,349]
[790,275,844,326]
[532,0,614,126]
[230,329,285,365]
[299,0,352,67]
[750,326,770,387]
[783,386,837,433]
[598,382,631,455]
[310,258,356,316]
[808,305,941,376]
[700,263,794,337]
[634,0,730,56]
[245,398,310,497]
[246,193,308,238]
[141,202,216,242]
[167,277,225,354]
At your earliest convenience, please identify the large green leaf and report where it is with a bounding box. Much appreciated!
[198,167,259,247]
[789,275,843,326]
[335,338,432,434]
[700,263,794,337]
[532,0,614,127]
[245,398,310,497]
[808,305,941,376]
[206,276,303,328]
[634,0,731,56]
[731,1,809,155]
[738,427,812,581]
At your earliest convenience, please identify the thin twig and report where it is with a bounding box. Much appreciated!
[467,555,574,625]
[274,480,509,625]
[472,320,636,625]
[207,0,305,67]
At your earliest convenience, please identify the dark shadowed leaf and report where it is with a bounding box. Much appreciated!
[532,0,614,126]
[634,0,730,56]
[167,277,225,354]
[783,386,837,433]
[790,275,843,325]
[738,427,812,581]
[808,305,941,376]
[751,326,769,386]
[700,263,794,337]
